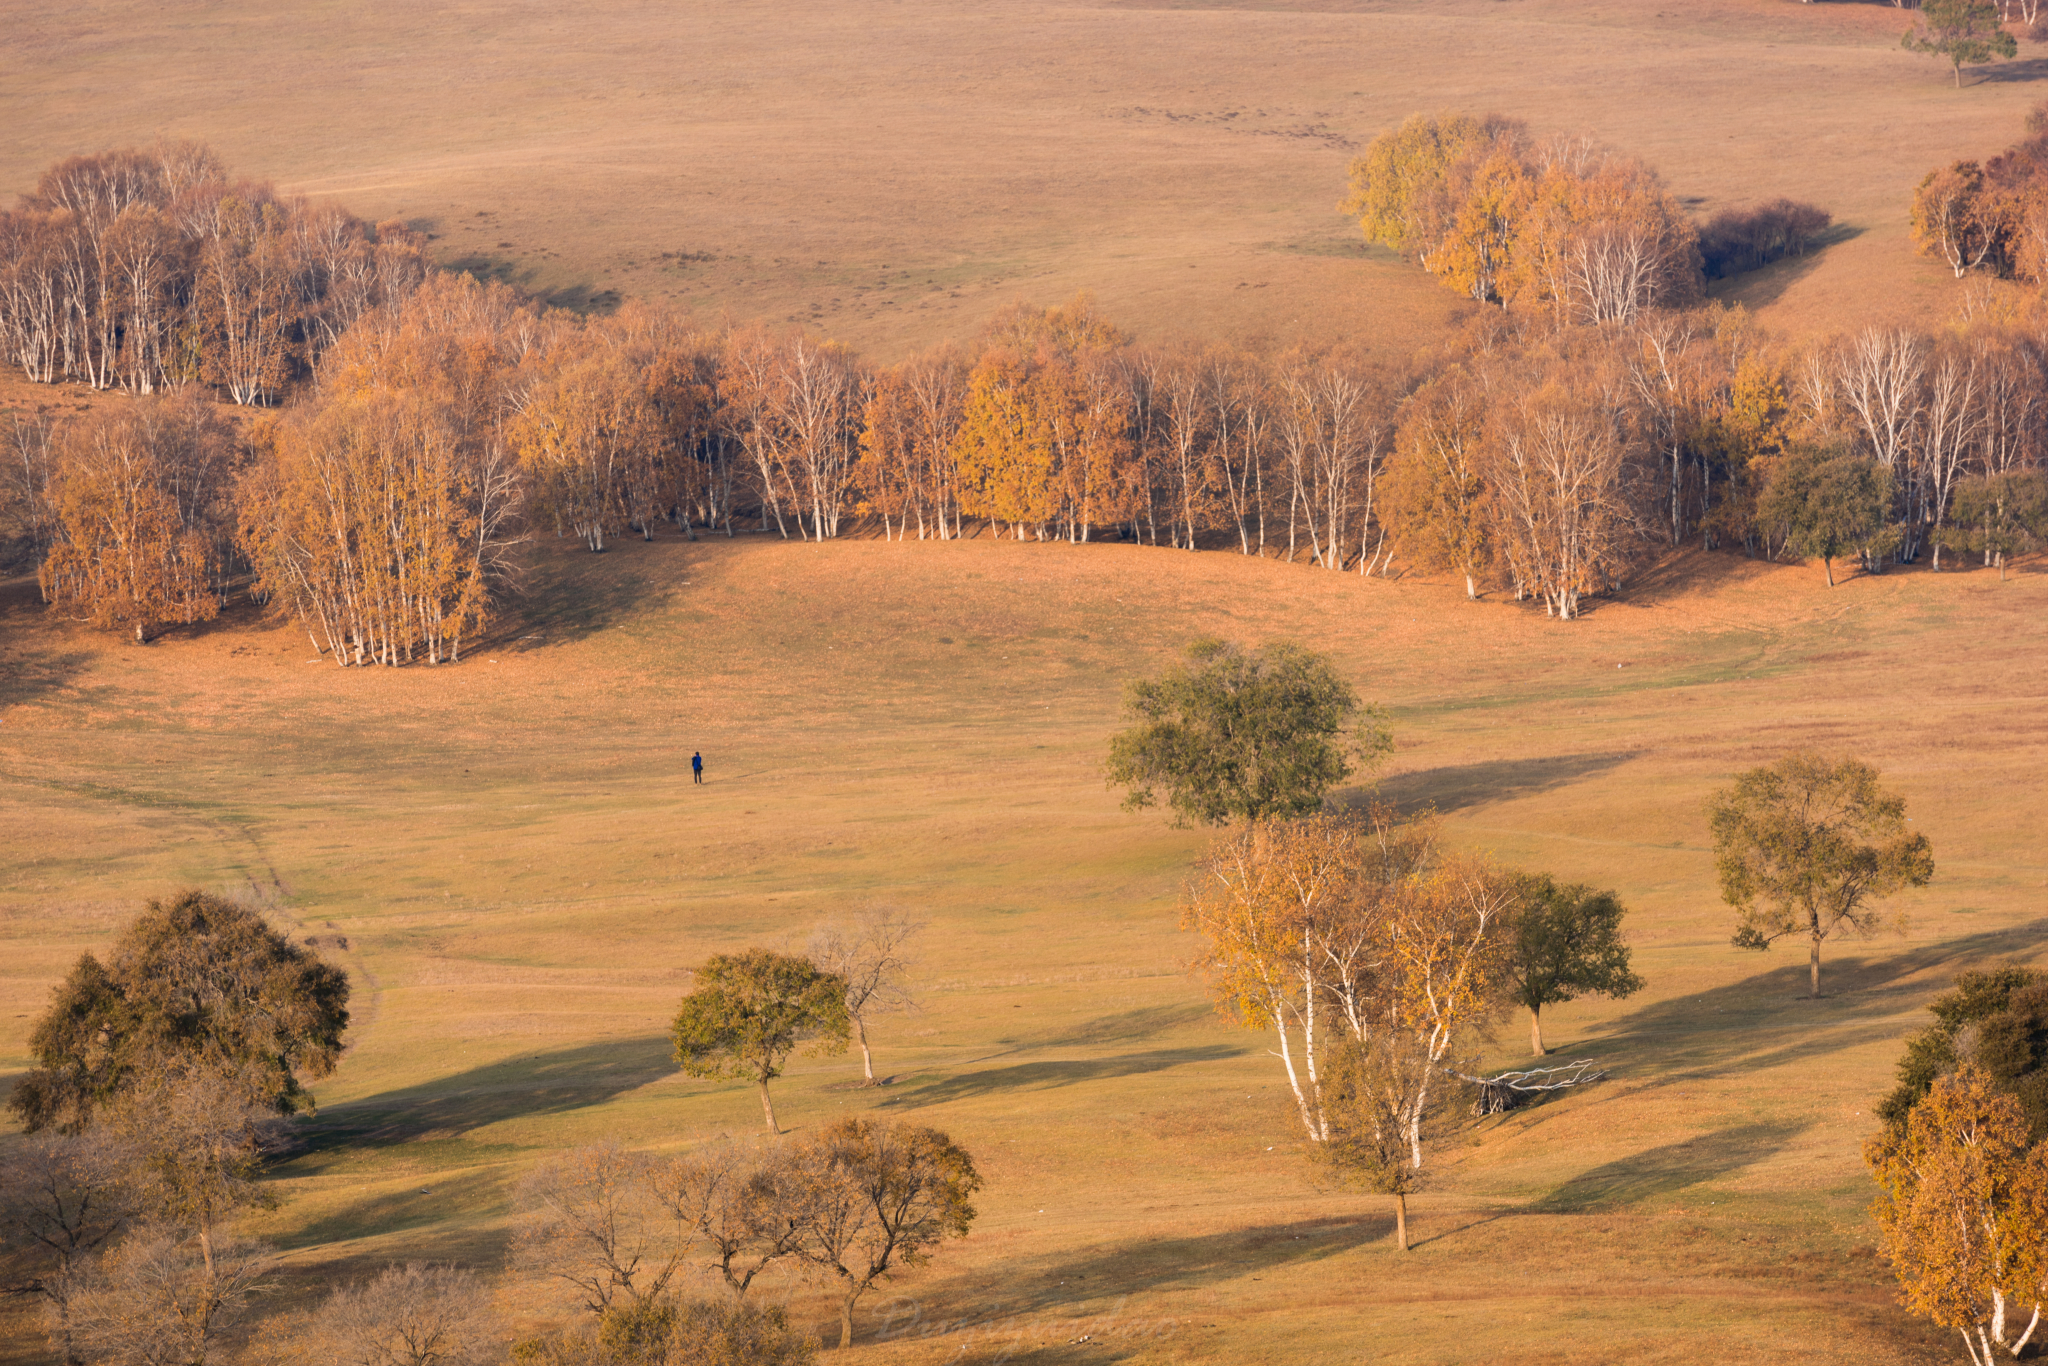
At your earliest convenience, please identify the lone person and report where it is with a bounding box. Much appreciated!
[691,751,704,785]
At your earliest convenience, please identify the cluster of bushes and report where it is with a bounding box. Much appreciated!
[1697,198,1833,280]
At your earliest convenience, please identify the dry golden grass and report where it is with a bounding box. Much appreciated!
[2,0,2039,358]
[6,0,2048,1359]
[4,527,2047,1361]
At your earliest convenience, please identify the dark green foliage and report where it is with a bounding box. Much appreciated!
[1878,966,2048,1141]
[1105,638,1390,827]
[1757,446,1897,586]
[1936,472,2048,578]
[1504,875,1644,1055]
[7,890,350,1133]
[1506,876,1644,1014]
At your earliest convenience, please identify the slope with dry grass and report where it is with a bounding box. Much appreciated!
[0,0,2035,361]
[3,529,2045,1361]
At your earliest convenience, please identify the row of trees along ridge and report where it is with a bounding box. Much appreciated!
[8,126,2048,658]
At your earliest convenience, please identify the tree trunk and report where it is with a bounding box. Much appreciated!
[1810,936,1823,999]
[856,1013,875,1083]
[1529,1005,1546,1057]
[758,1078,779,1134]
[839,1289,857,1349]
[1823,556,1835,587]
[1394,1192,1408,1252]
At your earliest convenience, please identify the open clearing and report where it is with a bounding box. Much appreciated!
[2,0,2040,356]
[4,533,2047,1361]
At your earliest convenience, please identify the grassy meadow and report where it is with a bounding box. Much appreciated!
[5,530,2047,1362]
[8,0,2048,1359]
[2,0,2042,358]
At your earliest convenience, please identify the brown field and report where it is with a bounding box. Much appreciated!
[2,0,2039,358]
[8,0,2048,1361]
[4,530,2048,1362]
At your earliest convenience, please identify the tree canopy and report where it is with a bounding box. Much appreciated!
[1903,0,2018,89]
[791,1116,981,1349]
[1877,966,2048,1144]
[8,890,350,1133]
[1106,639,1390,826]
[1503,875,1644,1057]
[669,950,850,1134]
[1756,445,1896,586]
[1708,753,1934,997]
[1865,1065,2048,1363]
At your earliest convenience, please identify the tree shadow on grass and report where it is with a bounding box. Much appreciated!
[1036,1003,1218,1049]
[1527,1121,1808,1214]
[1359,750,1639,816]
[1587,919,2048,1090]
[475,537,684,653]
[0,644,92,709]
[1974,57,2048,85]
[271,1165,514,1254]
[877,1046,1244,1111]
[292,1035,677,1153]
[1707,223,1864,313]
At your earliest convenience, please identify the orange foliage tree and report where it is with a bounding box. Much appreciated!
[39,394,238,641]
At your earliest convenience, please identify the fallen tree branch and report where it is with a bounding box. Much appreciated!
[1455,1059,1607,1115]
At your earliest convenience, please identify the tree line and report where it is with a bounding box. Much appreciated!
[7,132,2048,659]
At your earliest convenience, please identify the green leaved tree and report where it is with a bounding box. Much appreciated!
[670,950,850,1133]
[1106,639,1391,826]
[1758,446,1897,587]
[1903,0,2018,89]
[1503,875,1644,1057]
[1707,753,1934,998]
[8,891,350,1134]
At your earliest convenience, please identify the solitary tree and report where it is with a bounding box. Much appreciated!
[1503,875,1644,1057]
[1903,0,2018,88]
[670,950,850,1133]
[790,1117,981,1349]
[1107,639,1391,826]
[9,891,351,1133]
[808,908,922,1085]
[1757,446,1896,587]
[1865,1065,2048,1364]
[1708,753,1934,998]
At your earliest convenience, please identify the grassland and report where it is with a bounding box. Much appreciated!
[7,0,2048,1359]
[4,530,2047,1362]
[3,0,2042,359]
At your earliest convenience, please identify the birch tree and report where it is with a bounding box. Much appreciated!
[1866,1065,2048,1365]
[808,908,921,1085]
